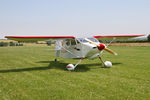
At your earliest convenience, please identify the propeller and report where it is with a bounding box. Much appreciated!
[85,38,118,56]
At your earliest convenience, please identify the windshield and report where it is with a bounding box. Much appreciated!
[77,37,99,43]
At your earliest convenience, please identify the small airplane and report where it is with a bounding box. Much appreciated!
[5,34,144,70]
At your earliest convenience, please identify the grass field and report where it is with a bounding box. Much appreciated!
[0,45,150,100]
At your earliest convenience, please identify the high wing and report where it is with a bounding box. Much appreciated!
[5,36,75,42]
[93,34,145,40]
[5,34,145,42]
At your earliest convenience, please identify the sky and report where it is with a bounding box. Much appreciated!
[0,0,150,39]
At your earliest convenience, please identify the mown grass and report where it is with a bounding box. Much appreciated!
[0,45,150,100]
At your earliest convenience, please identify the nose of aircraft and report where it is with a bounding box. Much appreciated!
[97,43,105,50]
[97,43,117,56]
[85,38,117,55]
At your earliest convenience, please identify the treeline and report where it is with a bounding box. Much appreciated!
[0,42,23,47]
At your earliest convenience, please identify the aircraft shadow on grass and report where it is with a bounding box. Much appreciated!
[0,61,121,73]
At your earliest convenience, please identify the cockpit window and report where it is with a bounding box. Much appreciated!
[88,37,99,42]
[77,37,99,43]
[77,38,88,43]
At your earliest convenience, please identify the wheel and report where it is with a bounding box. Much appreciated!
[66,64,75,71]
[104,61,112,68]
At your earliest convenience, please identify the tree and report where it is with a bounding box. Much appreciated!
[148,34,150,42]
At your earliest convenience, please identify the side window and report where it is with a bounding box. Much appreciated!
[76,39,80,44]
[65,39,77,47]
[66,39,71,46]
[71,39,76,45]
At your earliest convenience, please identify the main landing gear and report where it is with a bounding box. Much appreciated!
[66,58,84,71]
[65,56,112,71]
[98,56,112,68]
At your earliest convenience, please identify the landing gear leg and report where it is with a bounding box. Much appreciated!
[98,56,106,67]
[74,58,84,68]
[54,58,57,62]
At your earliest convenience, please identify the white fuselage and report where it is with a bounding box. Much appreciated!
[56,37,101,59]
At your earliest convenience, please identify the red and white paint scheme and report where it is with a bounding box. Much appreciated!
[5,34,144,70]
